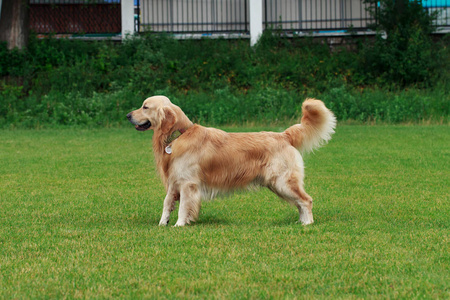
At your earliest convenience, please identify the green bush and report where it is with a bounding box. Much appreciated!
[361,0,440,86]
[0,30,449,128]
[322,86,449,123]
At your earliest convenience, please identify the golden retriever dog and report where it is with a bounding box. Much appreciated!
[127,96,336,227]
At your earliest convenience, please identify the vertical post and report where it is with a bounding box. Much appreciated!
[121,0,135,40]
[249,0,263,46]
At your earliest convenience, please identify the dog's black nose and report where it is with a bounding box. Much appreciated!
[126,113,132,120]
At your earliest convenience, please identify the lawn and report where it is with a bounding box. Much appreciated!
[0,126,448,298]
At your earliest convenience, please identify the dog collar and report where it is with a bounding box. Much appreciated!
[164,126,192,154]
[165,129,185,146]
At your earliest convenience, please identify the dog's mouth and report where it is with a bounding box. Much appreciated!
[135,121,152,131]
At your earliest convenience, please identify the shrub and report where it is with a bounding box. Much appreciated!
[0,29,448,128]
[361,0,440,86]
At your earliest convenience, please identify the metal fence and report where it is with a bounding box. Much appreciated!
[264,0,373,33]
[27,0,450,36]
[29,0,121,34]
[138,0,374,35]
[139,0,249,34]
[139,0,450,35]
[29,0,120,3]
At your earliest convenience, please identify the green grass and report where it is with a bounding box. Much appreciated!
[0,126,449,298]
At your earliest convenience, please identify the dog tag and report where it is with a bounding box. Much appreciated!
[165,145,172,154]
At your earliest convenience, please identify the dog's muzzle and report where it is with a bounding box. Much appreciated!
[127,113,152,131]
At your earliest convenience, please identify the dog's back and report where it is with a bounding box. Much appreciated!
[172,98,335,196]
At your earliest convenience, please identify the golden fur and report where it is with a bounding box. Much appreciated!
[127,95,336,226]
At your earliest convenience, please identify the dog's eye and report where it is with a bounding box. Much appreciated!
[143,106,148,110]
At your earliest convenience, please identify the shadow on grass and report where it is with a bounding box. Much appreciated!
[121,211,231,227]
[195,215,230,226]
[269,210,336,228]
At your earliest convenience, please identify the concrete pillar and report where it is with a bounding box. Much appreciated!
[249,0,263,46]
[121,0,135,40]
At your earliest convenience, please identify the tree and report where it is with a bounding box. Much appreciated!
[365,0,436,37]
[361,0,439,85]
[0,0,30,50]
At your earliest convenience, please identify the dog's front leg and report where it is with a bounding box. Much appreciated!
[159,188,179,226]
[174,183,201,227]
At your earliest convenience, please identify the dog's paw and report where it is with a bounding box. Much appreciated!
[300,220,314,226]
[297,219,314,226]
[159,218,170,226]
[173,220,188,227]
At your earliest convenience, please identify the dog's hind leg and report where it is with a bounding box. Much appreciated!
[295,189,314,225]
[159,188,179,226]
[270,171,314,225]
[174,182,202,227]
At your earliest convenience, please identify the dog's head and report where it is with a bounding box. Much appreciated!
[127,96,185,134]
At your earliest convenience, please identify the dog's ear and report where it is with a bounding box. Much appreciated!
[158,106,177,134]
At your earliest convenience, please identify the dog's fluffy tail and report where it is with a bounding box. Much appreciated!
[285,98,336,153]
